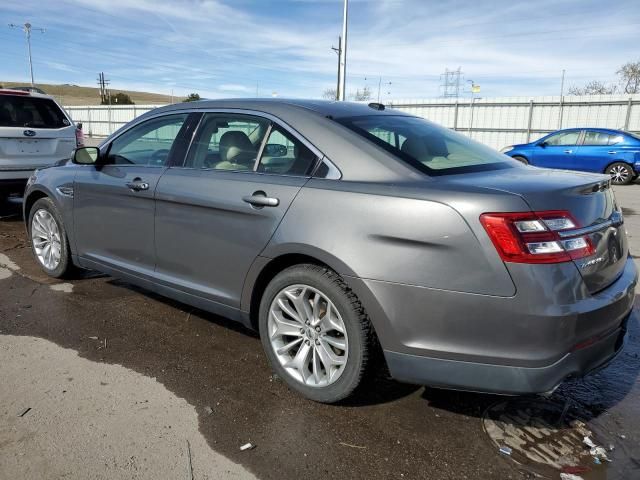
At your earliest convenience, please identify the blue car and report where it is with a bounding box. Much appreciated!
[502,128,640,185]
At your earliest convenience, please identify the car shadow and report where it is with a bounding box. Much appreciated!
[0,197,23,221]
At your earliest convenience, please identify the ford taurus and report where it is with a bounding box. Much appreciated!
[23,99,637,403]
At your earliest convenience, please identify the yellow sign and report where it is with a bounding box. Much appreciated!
[471,84,481,94]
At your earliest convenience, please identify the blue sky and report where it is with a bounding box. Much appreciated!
[1,0,639,100]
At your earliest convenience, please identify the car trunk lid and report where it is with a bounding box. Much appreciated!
[446,167,627,294]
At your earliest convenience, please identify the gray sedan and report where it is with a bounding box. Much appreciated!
[23,99,637,403]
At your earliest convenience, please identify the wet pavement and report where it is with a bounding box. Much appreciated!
[1,187,640,480]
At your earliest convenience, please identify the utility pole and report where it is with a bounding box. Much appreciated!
[9,22,45,87]
[97,72,111,105]
[338,0,348,101]
[331,37,341,100]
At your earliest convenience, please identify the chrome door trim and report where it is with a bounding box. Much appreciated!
[102,107,341,179]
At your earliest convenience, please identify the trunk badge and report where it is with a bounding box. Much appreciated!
[23,130,36,137]
[579,257,605,269]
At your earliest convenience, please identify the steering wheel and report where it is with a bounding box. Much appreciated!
[150,149,170,165]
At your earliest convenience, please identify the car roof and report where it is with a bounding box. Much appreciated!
[558,127,624,135]
[152,98,409,119]
[0,88,57,100]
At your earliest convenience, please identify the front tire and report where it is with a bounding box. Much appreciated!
[28,197,74,278]
[512,155,528,165]
[606,162,634,185]
[259,264,375,403]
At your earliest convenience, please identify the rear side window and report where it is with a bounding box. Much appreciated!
[185,114,269,170]
[583,131,623,146]
[257,125,319,176]
[0,95,69,129]
[337,115,514,176]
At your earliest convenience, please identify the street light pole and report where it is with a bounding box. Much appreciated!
[9,22,45,87]
[338,0,348,101]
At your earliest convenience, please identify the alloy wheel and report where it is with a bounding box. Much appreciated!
[31,209,62,270]
[610,164,630,184]
[267,284,348,387]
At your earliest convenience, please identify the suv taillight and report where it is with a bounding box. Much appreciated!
[480,210,594,264]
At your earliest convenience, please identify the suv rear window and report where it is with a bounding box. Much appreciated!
[336,115,514,176]
[0,95,70,129]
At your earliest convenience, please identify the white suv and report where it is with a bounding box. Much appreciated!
[0,89,78,201]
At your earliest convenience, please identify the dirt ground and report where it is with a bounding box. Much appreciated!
[1,186,640,480]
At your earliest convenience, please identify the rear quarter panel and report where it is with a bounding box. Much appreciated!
[264,179,522,296]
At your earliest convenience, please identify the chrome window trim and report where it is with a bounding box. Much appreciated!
[105,107,342,179]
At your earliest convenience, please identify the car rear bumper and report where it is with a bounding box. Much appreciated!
[351,256,637,395]
[0,167,39,182]
[384,315,629,394]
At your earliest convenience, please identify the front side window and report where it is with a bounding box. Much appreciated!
[336,115,514,175]
[107,114,188,166]
[257,125,318,176]
[185,114,269,170]
[544,131,580,146]
[583,131,623,146]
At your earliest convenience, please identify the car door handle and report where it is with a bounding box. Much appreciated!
[564,149,573,154]
[126,179,149,191]
[608,151,617,154]
[242,192,279,207]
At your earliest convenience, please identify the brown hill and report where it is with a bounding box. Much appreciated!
[0,81,176,106]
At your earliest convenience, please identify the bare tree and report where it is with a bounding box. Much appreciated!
[617,61,640,94]
[567,80,618,96]
[321,88,338,100]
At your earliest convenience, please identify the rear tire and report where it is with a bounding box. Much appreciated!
[512,155,528,165]
[28,197,74,278]
[259,264,376,403]
[606,162,634,185]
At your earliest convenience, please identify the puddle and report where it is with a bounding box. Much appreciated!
[483,397,615,478]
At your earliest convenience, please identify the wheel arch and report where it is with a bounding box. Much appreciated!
[603,160,635,174]
[23,189,51,226]
[511,153,529,163]
[244,252,340,331]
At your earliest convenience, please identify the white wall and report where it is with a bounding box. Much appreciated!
[388,94,640,149]
[64,94,640,151]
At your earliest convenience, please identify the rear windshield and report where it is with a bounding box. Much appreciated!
[336,115,515,176]
[0,95,70,129]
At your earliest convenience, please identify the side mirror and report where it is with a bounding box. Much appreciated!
[537,141,547,148]
[73,146,100,165]
[264,144,288,157]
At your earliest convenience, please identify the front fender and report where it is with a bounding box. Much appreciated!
[24,167,77,255]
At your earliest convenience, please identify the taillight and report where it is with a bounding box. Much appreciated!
[480,210,595,264]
